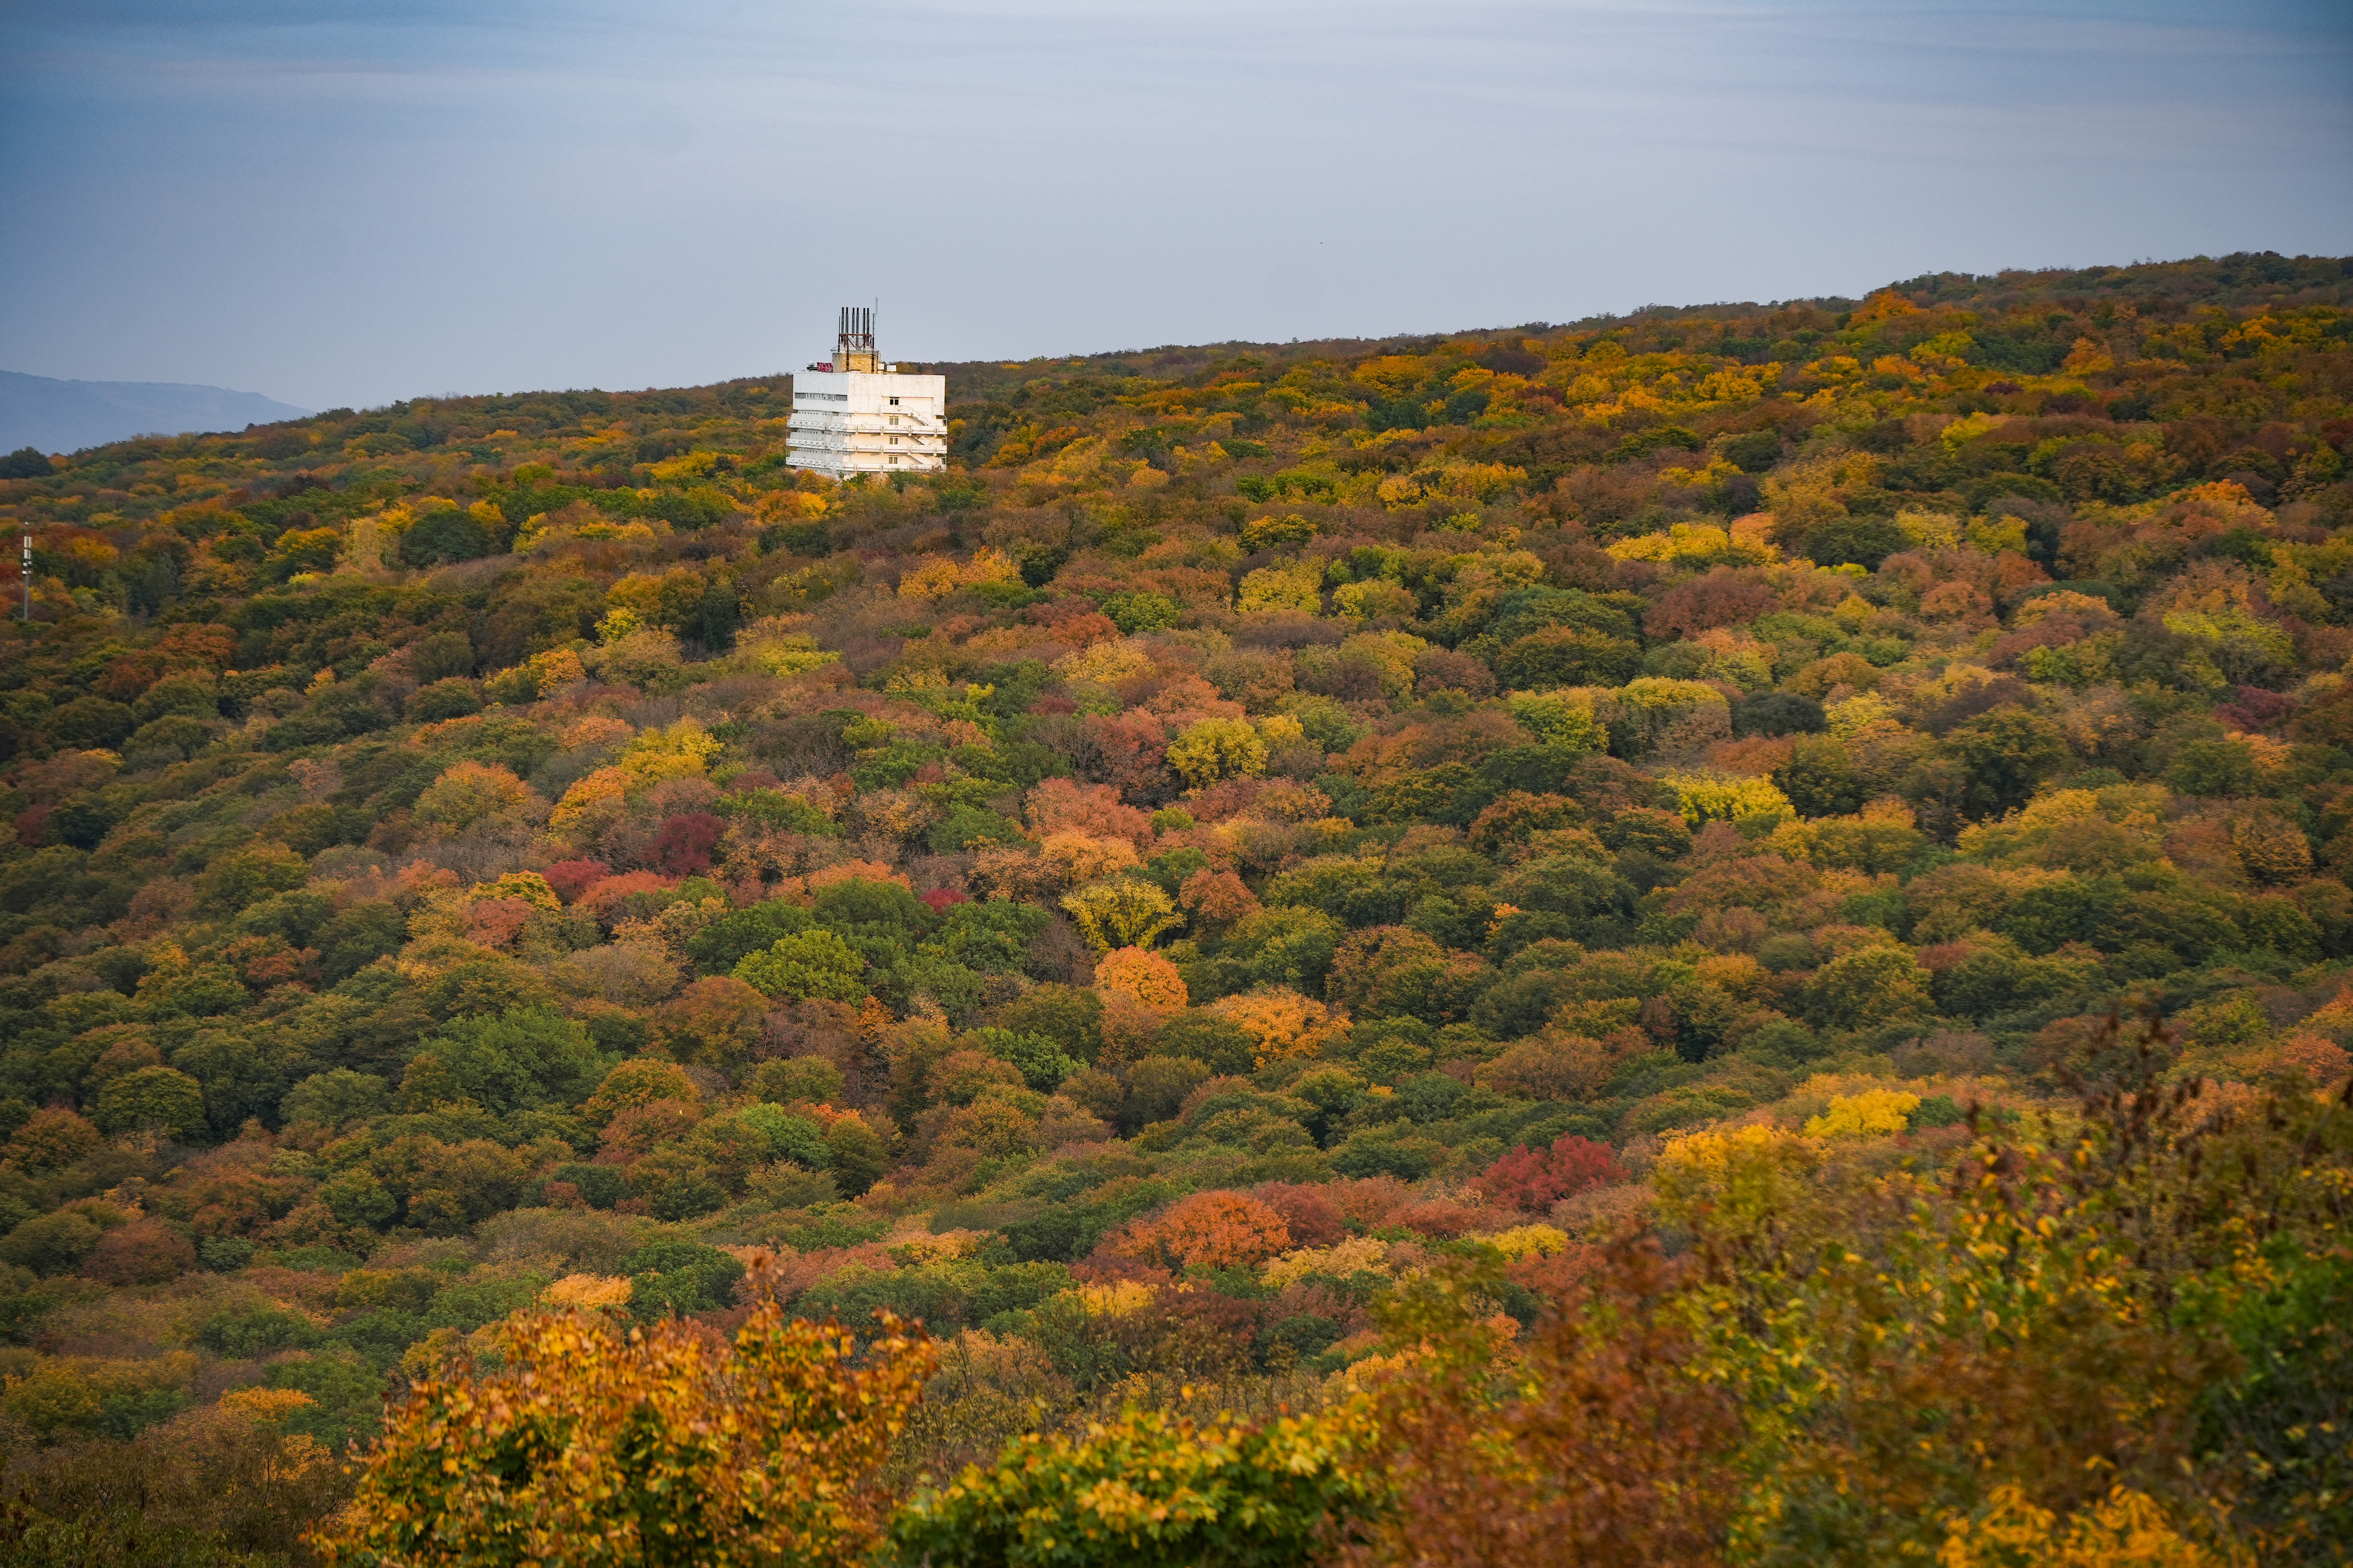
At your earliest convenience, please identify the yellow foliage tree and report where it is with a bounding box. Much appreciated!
[898,547,1022,602]
[545,1274,635,1310]
[469,870,562,913]
[1040,830,1143,887]
[312,1305,934,1568]
[411,761,539,838]
[1094,944,1189,1059]
[1209,988,1345,1067]
[1061,878,1183,953]
[1506,688,1607,751]
[1657,770,1794,829]
[1938,1484,2248,1567]
[620,717,722,784]
[1237,562,1323,616]
[1804,1089,1920,1139]
[1167,717,1269,790]
[1769,798,1925,872]
[527,645,588,691]
[754,487,828,523]
[549,766,631,839]
[1053,638,1157,687]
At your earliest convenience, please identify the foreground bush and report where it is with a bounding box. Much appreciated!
[891,1401,1383,1567]
[311,1306,932,1568]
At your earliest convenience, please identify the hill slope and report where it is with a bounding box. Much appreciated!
[0,250,2348,1565]
[0,370,312,458]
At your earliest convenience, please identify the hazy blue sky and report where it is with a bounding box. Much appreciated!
[2,1,2348,412]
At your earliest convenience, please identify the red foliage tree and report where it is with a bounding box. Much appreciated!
[1250,1181,1347,1247]
[575,870,680,926]
[1643,567,1778,638]
[1078,713,1171,800]
[544,858,612,904]
[78,1217,197,1285]
[653,812,725,876]
[1473,1134,1627,1214]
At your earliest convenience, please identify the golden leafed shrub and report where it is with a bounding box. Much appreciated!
[1937,1484,2250,1568]
[1208,989,1345,1067]
[313,1305,934,1568]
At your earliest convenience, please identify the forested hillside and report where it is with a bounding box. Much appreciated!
[0,251,2349,1565]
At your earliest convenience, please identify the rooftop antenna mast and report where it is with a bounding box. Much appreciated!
[836,304,876,369]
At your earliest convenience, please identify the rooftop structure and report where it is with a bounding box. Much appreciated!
[786,306,947,479]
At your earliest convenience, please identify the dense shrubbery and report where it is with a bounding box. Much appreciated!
[0,252,2349,1563]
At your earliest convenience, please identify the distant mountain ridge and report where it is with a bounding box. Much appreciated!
[0,370,312,457]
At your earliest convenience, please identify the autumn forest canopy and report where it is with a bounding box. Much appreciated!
[0,251,2349,1565]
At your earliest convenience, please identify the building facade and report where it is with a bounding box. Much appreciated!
[786,306,948,479]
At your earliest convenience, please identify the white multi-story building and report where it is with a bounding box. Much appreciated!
[786,306,949,479]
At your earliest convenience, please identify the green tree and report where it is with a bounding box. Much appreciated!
[0,1208,110,1274]
[2165,738,2260,798]
[1493,627,1642,690]
[991,983,1105,1063]
[929,900,1051,973]
[969,1026,1078,1091]
[319,1168,399,1229]
[622,1237,748,1321]
[397,505,492,567]
[1218,905,1345,991]
[315,900,408,985]
[403,1009,604,1114]
[1944,705,2067,817]
[281,1068,391,1130]
[1805,944,1932,1032]
[173,1028,314,1137]
[750,1056,845,1106]
[194,842,309,914]
[822,1116,889,1198]
[735,930,869,1003]
[93,1065,208,1139]
[687,899,819,974]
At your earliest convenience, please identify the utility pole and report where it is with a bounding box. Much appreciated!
[19,534,27,620]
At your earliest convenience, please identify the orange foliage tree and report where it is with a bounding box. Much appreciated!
[1111,1190,1293,1272]
[1093,944,1190,1059]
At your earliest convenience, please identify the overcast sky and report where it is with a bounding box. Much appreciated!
[1,0,2348,413]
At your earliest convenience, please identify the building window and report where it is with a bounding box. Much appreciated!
[889,397,900,406]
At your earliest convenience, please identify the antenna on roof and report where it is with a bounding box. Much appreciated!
[836,306,875,356]
[832,305,879,372]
